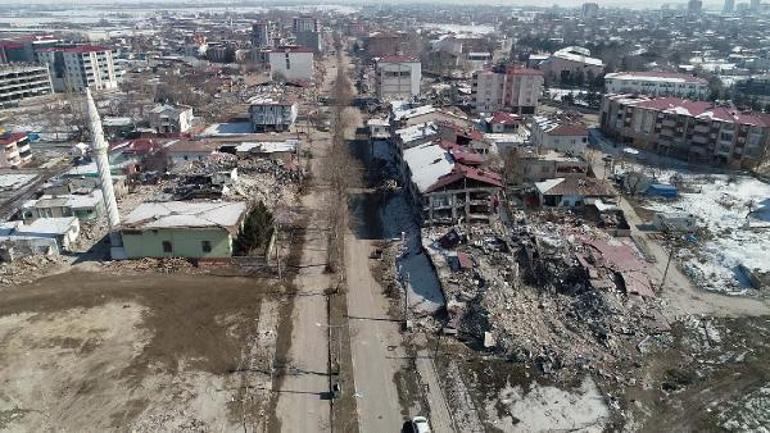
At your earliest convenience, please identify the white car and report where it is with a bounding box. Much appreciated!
[410,416,432,433]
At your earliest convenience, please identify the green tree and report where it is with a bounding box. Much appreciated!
[234,201,274,255]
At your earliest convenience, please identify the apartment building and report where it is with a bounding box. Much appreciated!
[251,21,272,48]
[268,46,314,82]
[248,97,297,132]
[0,132,32,168]
[375,56,421,100]
[0,64,53,108]
[601,94,770,168]
[541,46,605,83]
[292,16,322,53]
[471,66,544,114]
[36,45,117,92]
[604,71,709,99]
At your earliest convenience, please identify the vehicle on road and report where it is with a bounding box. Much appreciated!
[410,416,432,433]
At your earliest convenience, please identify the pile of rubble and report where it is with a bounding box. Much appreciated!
[102,257,196,274]
[232,158,302,211]
[422,210,669,382]
[0,254,67,287]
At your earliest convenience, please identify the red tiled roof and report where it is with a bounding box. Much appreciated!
[506,66,544,76]
[38,45,111,54]
[548,124,588,137]
[450,149,485,166]
[489,111,521,125]
[271,45,314,54]
[378,55,419,63]
[632,97,770,126]
[608,71,708,85]
[0,41,25,49]
[0,132,27,145]
[426,164,502,193]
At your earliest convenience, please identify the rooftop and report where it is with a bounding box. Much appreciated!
[604,71,708,85]
[610,94,770,126]
[123,201,248,233]
[403,142,455,193]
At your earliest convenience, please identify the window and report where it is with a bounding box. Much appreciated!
[201,241,212,253]
[162,241,173,253]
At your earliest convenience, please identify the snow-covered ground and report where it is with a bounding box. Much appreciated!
[591,129,770,294]
[372,139,444,314]
[643,173,769,295]
[421,23,495,35]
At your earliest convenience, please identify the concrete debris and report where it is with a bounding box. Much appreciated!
[0,254,66,287]
[420,208,669,383]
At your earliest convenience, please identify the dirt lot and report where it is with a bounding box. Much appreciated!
[0,270,290,432]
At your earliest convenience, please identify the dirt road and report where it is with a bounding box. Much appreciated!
[344,232,406,432]
[272,55,339,433]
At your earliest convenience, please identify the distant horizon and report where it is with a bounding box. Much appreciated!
[0,0,744,11]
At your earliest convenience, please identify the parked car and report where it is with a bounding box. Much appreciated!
[410,416,432,433]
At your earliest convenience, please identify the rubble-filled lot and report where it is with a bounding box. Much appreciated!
[0,270,289,432]
[393,200,770,432]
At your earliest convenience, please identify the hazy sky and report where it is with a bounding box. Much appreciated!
[0,0,731,9]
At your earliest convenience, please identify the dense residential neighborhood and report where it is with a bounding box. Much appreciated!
[0,1,769,433]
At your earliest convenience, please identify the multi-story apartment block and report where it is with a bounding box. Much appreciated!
[248,97,298,132]
[0,132,32,168]
[604,72,709,99]
[471,66,544,114]
[36,45,117,92]
[268,46,314,82]
[0,64,53,108]
[541,46,605,83]
[292,16,320,33]
[375,56,421,100]
[0,34,60,64]
[601,94,770,168]
[251,21,272,48]
[581,2,600,18]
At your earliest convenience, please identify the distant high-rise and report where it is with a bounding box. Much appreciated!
[292,16,319,34]
[723,0,736,12]
[581,2,599,18]
[750,0,761,11]
[687,0,703,14]
[292,16,322,54]
[251,21,271,48]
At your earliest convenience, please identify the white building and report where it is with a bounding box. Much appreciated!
[0,64,53,108]
[268,46,314,82]
[37,45,117,92]
[148,104,193,134]
[531,116,589,155]
[604,71,710,99]
[248,97,298,132]
[376,56,421,100]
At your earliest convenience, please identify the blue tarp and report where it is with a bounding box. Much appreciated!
[646,183,678,198]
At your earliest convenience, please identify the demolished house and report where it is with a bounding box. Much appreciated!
[120,201,249,258]
[167,153,239,200]
[0,216,80,260]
